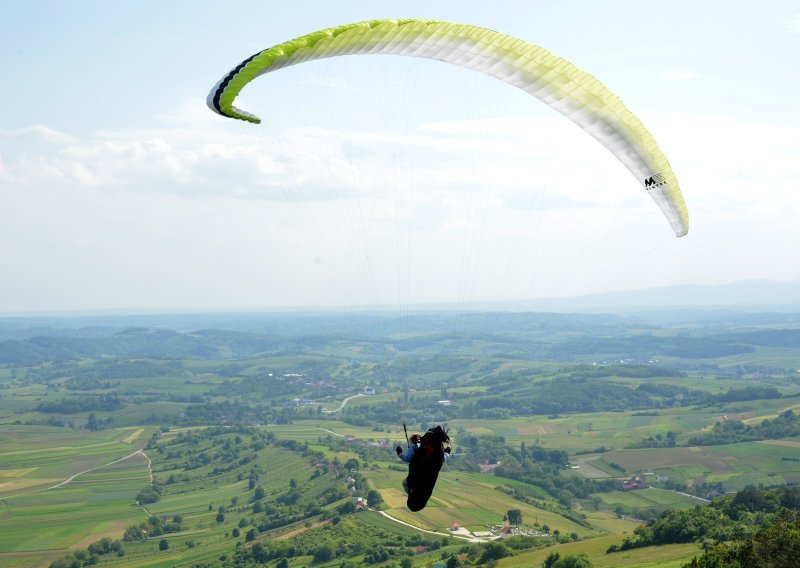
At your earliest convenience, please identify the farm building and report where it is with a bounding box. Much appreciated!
[623,474,648,490]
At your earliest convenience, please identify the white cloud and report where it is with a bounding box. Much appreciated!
[0,125,76,144]
[786,14,800,33]
[659,70,700,81]
[1,103,799,311]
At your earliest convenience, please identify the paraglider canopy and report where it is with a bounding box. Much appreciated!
[207,19,689,237]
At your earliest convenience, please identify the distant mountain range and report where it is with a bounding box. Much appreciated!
[509,279,800,313]
[1,280,799,340]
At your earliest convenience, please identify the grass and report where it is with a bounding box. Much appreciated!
[594,440,800,490]
[447,405,717,453]
[0,451,148,559]
[1,346,799,567]
[367,468,594,538]
[595,489,699,518]
[499,536,701,568]
[0,431,140,499]
[261,420,396,442]
[7,427,349,568]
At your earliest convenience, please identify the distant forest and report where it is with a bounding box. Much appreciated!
[2,311,800,365]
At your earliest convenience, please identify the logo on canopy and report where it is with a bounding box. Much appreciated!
[644,173,666,190]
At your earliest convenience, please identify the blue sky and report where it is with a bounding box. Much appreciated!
[1,1,799,312]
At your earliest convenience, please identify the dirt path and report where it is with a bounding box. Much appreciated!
[142,449,153,483]
[315,427,345,437]
[329,393,365,412]
[136,449,154,517]
[275,519,329,540]
[372,509,488,543]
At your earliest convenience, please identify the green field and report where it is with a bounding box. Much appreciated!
[2,311,800,567]
[500,536,702,568]
[0,428,145,499]
[594,438,800,490]
[368,469,593,537]
[594,488,700,518]
[0,446,149,567]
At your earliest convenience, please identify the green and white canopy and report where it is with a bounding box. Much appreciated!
[208,19,689,237]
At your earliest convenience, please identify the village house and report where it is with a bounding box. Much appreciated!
[623,474,648,490]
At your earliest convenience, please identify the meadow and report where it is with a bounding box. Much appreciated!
[367,468,591,537]
[0,430,149,567]
[499,536,702,568]
[1,310,800,566]
[593,438,800,490]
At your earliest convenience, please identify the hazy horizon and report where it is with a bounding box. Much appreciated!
[2,276,800,319]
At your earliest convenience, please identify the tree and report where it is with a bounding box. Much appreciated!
[215,512,225,523]
[338,500,356,515]
[542,552,560,568]
[276,559,289,568]
[231,528,240,538]
[507,509,523,526]
[158,539,169,551]
[245,528,257,542]
[551,554,593,568]
[254,485,265,500]
[87,413,98,431]
[314,544,334,562]
[367,489,383,507]
[478,542,510,564]
[136,487,160,505]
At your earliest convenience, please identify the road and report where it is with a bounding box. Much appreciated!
[372,509,489,543]
[314,427,345,437]
[662,488,710,503]
[328,393,365,412]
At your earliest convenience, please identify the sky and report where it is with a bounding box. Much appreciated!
[1,1,799,314]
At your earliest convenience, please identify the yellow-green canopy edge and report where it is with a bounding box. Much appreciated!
[208,19,689,237]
